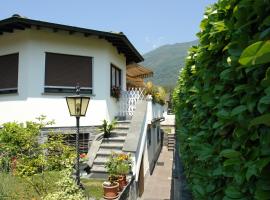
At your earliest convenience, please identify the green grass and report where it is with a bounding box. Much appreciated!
[81,178,104,199]
[0,173,39,200]
[0,173,104,200]
[0,171,61,200]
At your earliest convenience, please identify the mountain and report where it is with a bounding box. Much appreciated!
[141,40,198,89]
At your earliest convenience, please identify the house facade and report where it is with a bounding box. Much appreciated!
[0,15,165,198]
[0,15,143,127]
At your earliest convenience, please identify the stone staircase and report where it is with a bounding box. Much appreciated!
[167,133,175,151]
[89,120,130,179]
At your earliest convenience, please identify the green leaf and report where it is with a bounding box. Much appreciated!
[220,149,241,158]
[231,105,247,116]
[239,41,270,66]
[193,184,205,196]
[255,188,270,200]
[260,27,270,40]
[261,67,270,87]
[249,114,270,128]
[225,186,243,198]
[246,164,258,180]
[258,95,270,113]
[257,157,270,172]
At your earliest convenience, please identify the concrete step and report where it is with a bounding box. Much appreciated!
[110,132,128,137]
[116,120,131,126]
[93,156,109,165]
[97,149,122,156]
[89,165,108,179]
[100,142,123,149]
[92,164,106,172]
[102,136,126,143]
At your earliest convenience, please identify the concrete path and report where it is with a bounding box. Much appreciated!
[140,147,173,200]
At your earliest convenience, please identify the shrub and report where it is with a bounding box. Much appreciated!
[0,116,77,198]
[173,0,270,199]
[145,81,166,105]
[42,168,85,200]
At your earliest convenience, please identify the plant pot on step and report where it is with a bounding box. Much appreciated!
[118,175,127,191]
[103,181,119,199]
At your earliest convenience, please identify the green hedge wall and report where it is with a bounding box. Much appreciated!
[173,0,270,199]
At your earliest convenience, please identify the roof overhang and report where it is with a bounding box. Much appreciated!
[127,63,153,78]
[0,15,144,64]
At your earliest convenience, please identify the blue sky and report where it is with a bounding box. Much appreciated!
[1,0,217,54]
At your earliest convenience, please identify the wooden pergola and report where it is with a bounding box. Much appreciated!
[126,63,153,88]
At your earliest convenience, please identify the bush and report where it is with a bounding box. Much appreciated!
[42,168,85,200]
[145,81,166,105]
[0,116,77,199]
[173,0,270,199]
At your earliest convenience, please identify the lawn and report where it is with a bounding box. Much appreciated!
[0,173,104,200]
[81,178,104,199]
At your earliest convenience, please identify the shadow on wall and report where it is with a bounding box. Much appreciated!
[170,139,192,200]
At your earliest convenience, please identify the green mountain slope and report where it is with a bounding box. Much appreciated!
[141,40,198,89]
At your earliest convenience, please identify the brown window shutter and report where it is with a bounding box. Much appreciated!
[45,53,92,93]
[0,53,18,92]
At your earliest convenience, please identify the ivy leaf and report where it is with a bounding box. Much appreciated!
[220,149,241,158]
[249,114,270,128]
[231,105,247,116]
[239,41,270,66]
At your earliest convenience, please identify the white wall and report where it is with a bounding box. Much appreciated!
[0,28,126,126]
[143,122,162,177]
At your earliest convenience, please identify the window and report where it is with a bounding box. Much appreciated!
[64,133,90,153]
[0,53,19,94]
[111,64,121,88]
[147,125,151,147]
[45,53,92,94]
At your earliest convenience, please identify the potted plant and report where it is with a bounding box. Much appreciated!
[99,119,117,138]
[115,153,132,191]
[111,86,121,101]
[116,162,130,191]
[103,153,119,199]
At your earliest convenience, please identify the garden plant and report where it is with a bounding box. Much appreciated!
[0,116,86,199]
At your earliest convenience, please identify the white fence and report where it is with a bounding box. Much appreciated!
[119,88,145,119]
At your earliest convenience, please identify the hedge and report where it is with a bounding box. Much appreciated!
[173,0,270,199]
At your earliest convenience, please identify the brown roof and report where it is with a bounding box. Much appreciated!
[126,63,153,78]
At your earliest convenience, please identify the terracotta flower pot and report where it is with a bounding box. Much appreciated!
[103,182,119,199]
[118,175,125,191]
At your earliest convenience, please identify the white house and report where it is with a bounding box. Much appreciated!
[0,15,165,198]
[0,14,143,127]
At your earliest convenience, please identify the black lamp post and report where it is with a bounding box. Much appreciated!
[66,84,90,186]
